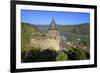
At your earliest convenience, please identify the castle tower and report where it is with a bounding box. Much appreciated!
[49,19,57,30]
[30,19,63,51]
[48,19,59,37]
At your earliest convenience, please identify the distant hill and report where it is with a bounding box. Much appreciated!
[36,23,90,36]
[58,23,90,35]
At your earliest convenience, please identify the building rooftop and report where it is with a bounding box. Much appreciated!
[49,19,57,30]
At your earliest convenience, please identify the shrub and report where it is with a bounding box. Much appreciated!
[67,47,89,60]
[56,51,68,61]
[22,48,58,62]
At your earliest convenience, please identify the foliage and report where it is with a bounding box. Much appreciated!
[22,48,58,62]
[80,37,90,47]
[21,51,26,62]
[66,47,90,60]
[21,23,44,52]
[56,51,68,61]
[21,47,90,63]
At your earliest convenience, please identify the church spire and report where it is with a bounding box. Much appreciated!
[49,19,57,30]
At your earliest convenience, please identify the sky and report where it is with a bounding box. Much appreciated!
[21,10,90,25]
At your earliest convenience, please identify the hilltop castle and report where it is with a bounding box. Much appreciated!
[30,19,64,51]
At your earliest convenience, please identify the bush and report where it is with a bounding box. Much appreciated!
[56,51,68,61]
[22,48,58,62]
[67,47,89,60]
[21,51,26,62]
[21,47,90,63]
[41,49,57,61]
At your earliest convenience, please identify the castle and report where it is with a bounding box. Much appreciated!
[30,19,64,51]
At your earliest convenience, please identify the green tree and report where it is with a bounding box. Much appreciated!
[67,47,89,60]
[56,51,68,61]
[21,51,26,62]
[22,48,58,62]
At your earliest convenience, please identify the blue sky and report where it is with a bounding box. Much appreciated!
[21,10,90,25]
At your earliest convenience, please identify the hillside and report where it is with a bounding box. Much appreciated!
[58,23,90,35]
[21,23,43,52]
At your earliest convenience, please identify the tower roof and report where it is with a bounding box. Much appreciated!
[49,19,57,30]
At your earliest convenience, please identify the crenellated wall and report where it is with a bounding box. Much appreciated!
[30,36,60,51]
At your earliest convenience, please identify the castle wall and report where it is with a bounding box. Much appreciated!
[30,37,60,51]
